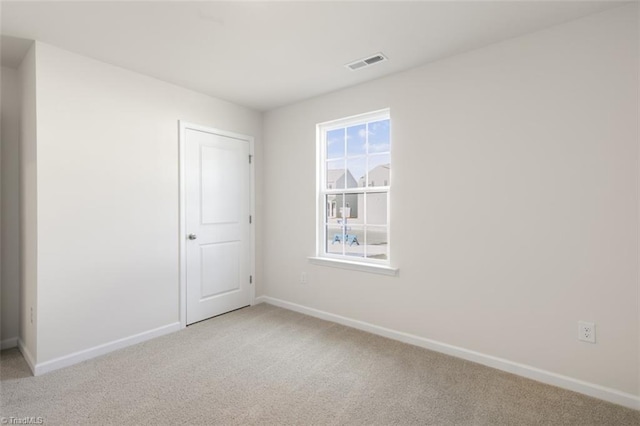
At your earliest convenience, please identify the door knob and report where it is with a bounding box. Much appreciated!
[188,233,197,240]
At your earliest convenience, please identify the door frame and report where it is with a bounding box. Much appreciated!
[178,120,256,329]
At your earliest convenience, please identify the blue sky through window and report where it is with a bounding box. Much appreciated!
[327,128,344,159]
[347,124,366,156]
[367,119,390,153]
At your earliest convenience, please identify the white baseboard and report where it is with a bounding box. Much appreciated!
[32,322,181,376]
[257,296,640,411]
[1,336,18,350]
[18,339,36,375]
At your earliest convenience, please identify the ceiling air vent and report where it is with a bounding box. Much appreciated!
[345,53,388,71]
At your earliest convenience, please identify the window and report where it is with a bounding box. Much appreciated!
[316,109,391,266]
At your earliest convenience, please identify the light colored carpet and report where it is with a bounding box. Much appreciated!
[1,303,638,425]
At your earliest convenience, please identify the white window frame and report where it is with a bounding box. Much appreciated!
[310,109,397,276]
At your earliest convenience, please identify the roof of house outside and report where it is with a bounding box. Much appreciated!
[327,169,357,187]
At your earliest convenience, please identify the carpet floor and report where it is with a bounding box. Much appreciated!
[1,303,638,425]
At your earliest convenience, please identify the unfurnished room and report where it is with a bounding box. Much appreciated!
[0,1,639,424]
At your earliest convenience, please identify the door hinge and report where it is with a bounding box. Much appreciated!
[250,275,253,284]
[249,215,252,224]
[249,154,253,164]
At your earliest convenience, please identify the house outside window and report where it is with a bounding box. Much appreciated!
[316,109,391,264]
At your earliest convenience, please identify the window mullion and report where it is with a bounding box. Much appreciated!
[364,122,369,257]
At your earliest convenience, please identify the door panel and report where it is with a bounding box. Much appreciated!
[185,127,251,325]
[201,145,241,224]
[200,242,240,298]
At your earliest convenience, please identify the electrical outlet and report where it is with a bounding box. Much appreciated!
[578,321,596,343]
[300,272,308,285]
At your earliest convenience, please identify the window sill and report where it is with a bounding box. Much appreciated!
[307,257,398,276]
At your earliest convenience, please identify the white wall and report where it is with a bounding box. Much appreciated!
[263,5,639,398]
[18,44,38,362]
[1,66,22,348]
[31,42,262,364]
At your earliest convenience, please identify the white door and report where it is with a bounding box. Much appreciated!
[184,125,251,325]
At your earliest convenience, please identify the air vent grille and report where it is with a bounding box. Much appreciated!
[349,61,368,70]
[364,55,385,65]
[345,53,387,71]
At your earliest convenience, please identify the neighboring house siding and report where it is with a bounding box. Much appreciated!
[358,164,390,188]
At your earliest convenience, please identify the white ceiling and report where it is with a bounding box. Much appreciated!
[0,1,624,111]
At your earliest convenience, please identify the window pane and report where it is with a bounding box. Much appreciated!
[339,193,360,221]
[325,195,341,220]
[366,154,390,187]
[342,226,365,259]
[347,124,366,156]
[366,227,388,260]
[326,225,345,256]
[326,193,359,222]
[367,119,390,154]
[326,128,344,159]
[346,157,366,189]
[366,192,387,225]
[326,160,345,190]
